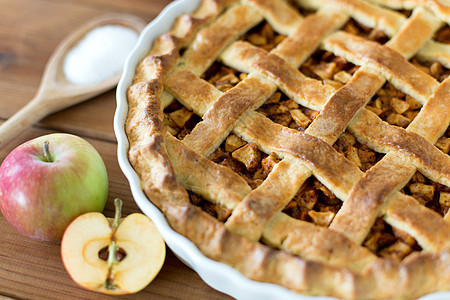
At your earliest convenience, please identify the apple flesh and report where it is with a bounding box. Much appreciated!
[61,198,165,294]
[0,133,108,241]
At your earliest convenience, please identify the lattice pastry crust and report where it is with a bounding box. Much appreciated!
[126,0,450,298]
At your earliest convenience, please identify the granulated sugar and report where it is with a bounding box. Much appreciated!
[63,25,138,85]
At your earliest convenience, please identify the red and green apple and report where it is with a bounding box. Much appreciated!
[0,133,108,241]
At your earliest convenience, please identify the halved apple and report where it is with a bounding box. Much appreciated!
[61,199,165,294]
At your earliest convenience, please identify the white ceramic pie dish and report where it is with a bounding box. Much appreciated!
[114,0,450,299]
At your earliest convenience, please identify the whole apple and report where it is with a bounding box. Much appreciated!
[0,133,108,241]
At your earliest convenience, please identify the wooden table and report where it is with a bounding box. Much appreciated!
[0,0,230,299]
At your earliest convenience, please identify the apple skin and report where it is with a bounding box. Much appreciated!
[0,133,108,242]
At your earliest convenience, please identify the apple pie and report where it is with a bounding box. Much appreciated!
[125,0,450,298]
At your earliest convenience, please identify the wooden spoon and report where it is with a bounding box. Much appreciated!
[0,13,146,149]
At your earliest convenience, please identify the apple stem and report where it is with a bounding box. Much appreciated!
[105,198,123,290]
[43,141,53,162]
[112,198,122,228]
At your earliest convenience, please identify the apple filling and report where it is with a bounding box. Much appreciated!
[411,58,450,83]
[435,24,450,42]
[333,131,384,172]
[402,171,450,218]
[190,137,277,221]
[189,191,232,222]
[435,127,450,155]
[282,132,385,228]
[299,17,388,89]
[409,25,450,83]
[364,82,422,128]
[163,100,202,139]
[209,138,273,190]
[256,91,319,131]
[241,21,286,52]
[409,25,449,84]
[201,62,245,93]
[283,176,341,227]
[162,62,245,138]
[300,49,358,90]
[412,24,450,83]
[342,18,389,44]
[364,218,422,261]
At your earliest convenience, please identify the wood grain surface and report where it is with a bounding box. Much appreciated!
[0,0,231,299]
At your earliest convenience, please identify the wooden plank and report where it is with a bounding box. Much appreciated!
[56,0,173,16]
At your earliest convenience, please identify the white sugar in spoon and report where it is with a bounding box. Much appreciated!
[0,13,145,149]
